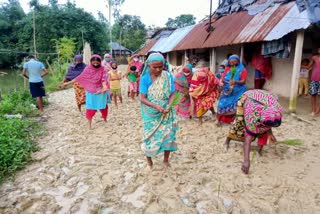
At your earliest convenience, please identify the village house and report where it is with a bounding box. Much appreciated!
[136,0,320,113]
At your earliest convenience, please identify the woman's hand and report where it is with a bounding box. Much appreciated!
[154,104,165,113]
[230,80,235,86]
[163,108,171,114]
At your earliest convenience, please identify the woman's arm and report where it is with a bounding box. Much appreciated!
[242,134,254,174]
[308,57,315,68]
[140,94,165,113]
[62,79,77,87]
[231,69,247,85]
[164,92,176,113]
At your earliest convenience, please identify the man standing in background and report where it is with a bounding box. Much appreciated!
[22,55,48,113]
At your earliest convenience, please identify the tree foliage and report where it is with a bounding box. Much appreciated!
[112,14,146,51]
[53,37,76,63]
[0,1,111,68]
[165,14,196,28]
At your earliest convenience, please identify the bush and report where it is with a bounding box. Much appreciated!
[46,61,69,92]
[0,117,41,183]
[0,90,46,183]
[0,90,47,116]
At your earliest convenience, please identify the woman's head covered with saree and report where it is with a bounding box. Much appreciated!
[182,63,193,75]
[75,54,106,93]
[142,52,165,76]
[243,90,283,135]
[65,54,86,80]
[228,54,240,65]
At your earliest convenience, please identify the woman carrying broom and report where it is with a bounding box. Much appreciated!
[139,53,178,169]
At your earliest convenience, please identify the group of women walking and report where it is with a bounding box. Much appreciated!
[59,52,283,175]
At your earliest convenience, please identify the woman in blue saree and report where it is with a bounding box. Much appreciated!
[140,53,178,169]
[217,55,248,124]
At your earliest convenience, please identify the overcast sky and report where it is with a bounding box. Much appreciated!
[1,0,218,27]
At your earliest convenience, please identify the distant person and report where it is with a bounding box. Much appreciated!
[298,58,311,97]
[224,89,282,174]
[22,55,49,113]
[126,65,138,100]
[215,64,225,79]
[221,53,233,67]
[102,53,113,71]
[109,61,122,107]
[59,55,87,112]
[189,67,221,124]
[174,64,193,118]
[309,47,320,116]
[127,55,143,96]
[63,55,110,129]
[217,55,247,124]
[251,47,272,89]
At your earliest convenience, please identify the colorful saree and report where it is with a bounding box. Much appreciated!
[73,82,85,105]
[228,90,282,145]
[189,68,219,117]
[141,71,178,157]
[217,60,247,123]
[174,69,193,118]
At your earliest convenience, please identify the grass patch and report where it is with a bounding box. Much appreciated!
[0,90,47,116]
[0,90,46,183]
[277,139,303,146]
[0,117,41,183]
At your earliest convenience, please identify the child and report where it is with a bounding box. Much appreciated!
[109,62,122,107]
[215,64,225,79]
[298,58,311,97]
[127,65,138,100]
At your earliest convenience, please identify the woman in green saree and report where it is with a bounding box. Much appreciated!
[139,53,178,169]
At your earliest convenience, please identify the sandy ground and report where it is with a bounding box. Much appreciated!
[1,66,320,213]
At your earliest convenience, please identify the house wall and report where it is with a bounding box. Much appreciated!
[167,30,317,98]
[264,32,314,98]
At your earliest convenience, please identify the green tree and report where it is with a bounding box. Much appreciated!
[112,14,146,51]
[165,14,196,28]
[0,0,26,67]
[53,37,76,62]
[0,0,111,68]
[109,0,125,20]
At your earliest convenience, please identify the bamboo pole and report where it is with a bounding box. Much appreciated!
[210,48,216,72]
[289,30,305,112]
[240,44,244,62]
[33,11,37,57]
[108,0,112,56]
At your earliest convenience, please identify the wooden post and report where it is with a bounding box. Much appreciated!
[240,44,244,62]
[210,48,216,72]
[184,50,188,65]
[289,30,305,112]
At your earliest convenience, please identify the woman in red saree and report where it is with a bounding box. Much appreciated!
[189,68,220,124]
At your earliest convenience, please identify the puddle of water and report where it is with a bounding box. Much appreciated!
[121,184,146,208]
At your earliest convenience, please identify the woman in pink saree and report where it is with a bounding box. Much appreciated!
[174,64,193,118]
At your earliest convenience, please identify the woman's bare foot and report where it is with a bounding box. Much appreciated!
[147,157,153,169]
[256,145,263,156]
[163,161,170,170]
